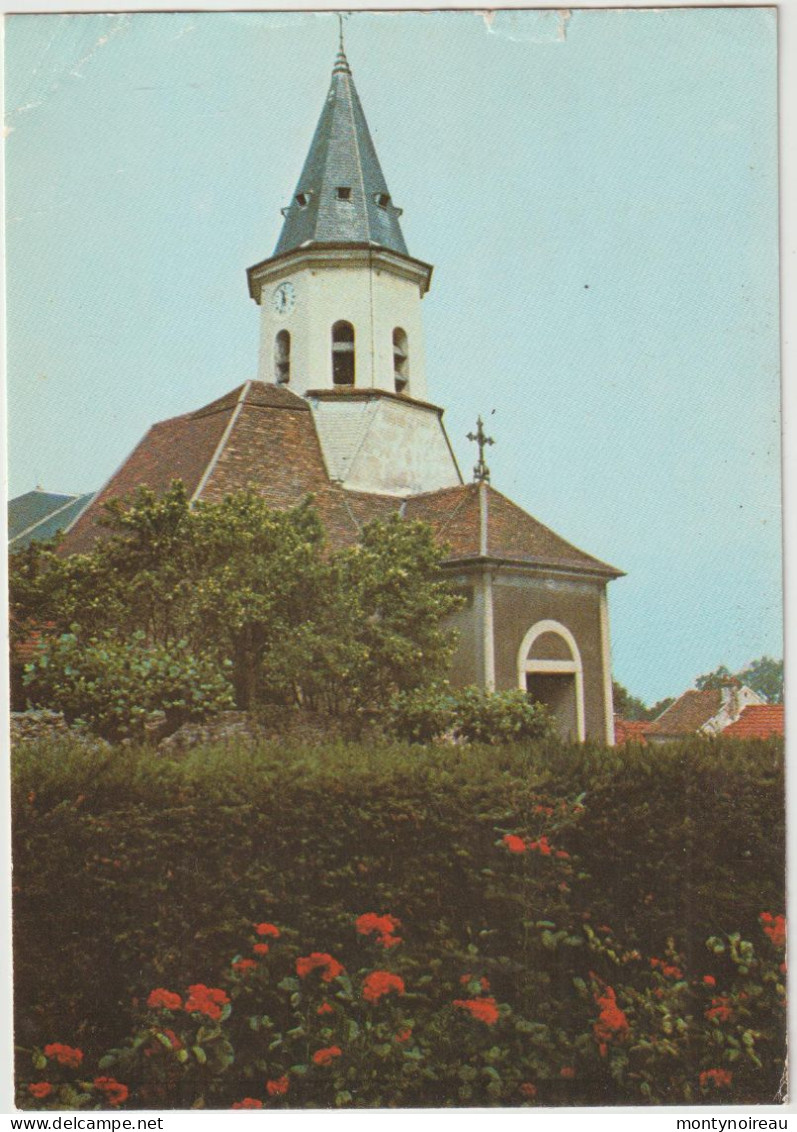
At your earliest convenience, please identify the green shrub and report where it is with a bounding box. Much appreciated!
[387,685,552,745]
[23,631,234,741]
[12,735,785,1106]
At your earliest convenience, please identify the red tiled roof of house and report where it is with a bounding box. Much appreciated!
[403,483,622,577]
[614,718,651,745]
[646,687,724,737]
[723,704,784,739]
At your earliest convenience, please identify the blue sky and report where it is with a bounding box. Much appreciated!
[4,8,781,704]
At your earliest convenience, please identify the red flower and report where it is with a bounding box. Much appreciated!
[43,1044,83,1069]
[232,1098,263,1109]
[93,1077,129,1107]
[705,995,734,1023]
[459,973,490,991]
[555,850,571,860]
[760,912,786,948]
[184,984,230,1021]
[266,1076,290,1097]
[356,912,402,948]
[700,1068,732,1089]
[502,834,527,854]
[363,970,406,1003]
[312,1046,342,1066]
[232,958,257,973]
[253,943,270,956]
[702,975,716,987]
[453,997,499,1024]
[395,1028,412,1043]
[560,1067,576,1079]
[593,986,629,1056]
[28,1083,53,1100]
[520,1082,537,1099]
[317,1002,334,1015]
[255,922,281,938]
[147,988,182,1012]
[296,952,345,982]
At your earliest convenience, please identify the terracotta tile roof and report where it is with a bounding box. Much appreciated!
[647,688,723,737]
[723,704,784,739]
[59,381,365,556]
[614,719,651,745]
[403,484,622,577]
[55,383,621,579]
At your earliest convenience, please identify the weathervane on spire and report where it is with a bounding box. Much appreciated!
[333,12,351,75]
[467,417,495,483]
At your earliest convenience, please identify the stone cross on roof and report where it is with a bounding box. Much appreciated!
[467,416,495,483]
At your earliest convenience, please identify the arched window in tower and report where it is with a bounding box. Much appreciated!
[393,328,409,394]
[332,321,355,386]
[274,330,291,385]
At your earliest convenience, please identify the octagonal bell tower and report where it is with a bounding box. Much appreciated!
[247,38,462,497]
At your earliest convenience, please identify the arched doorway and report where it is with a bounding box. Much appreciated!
[517,620,585,741]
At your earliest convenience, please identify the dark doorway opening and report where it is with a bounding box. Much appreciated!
[526,672,578,741]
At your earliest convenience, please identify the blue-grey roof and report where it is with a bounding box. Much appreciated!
[274,47,408,257]
[9,489,94,550]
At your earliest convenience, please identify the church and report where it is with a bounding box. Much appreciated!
[58,37,622,744]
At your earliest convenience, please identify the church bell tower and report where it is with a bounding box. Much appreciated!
[246,36,462,497]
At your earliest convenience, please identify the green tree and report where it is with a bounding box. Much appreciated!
[612,680,649,721]
[10,482,460,726]
[738,656,783,704]
[695,665,733,691]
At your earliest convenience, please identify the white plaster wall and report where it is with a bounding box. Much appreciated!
[701,684,765,736]
[256,262,427,397]
[311,397,460,495]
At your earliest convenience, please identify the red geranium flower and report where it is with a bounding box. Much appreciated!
[43,1044,83,1069]
[184,984,230,1021]
[702,975,716,987]
[93,1077,129,1107]
[760,912,786,948]
[700,1068,732,1089]
[312,1046,342,1066]
[356,912,402,948]
[705,995,734,1023]
[593,986,629,1056]
[520,1082,537,1099]
[266,1076,290,1097]
[317,1002,334,1015]
[502,834,527,854]
[147,988,182,1012]
[28,1083,53,1100]
[232,958,257,973]
[296,952,345,982]
[254,922,281,938]
[253,943,269,956]
[560,1067,576,1079]
[453,997,499,1024]
[232,1098,263,1109]
[363,970,405,1003]
[395,1028,412,1043]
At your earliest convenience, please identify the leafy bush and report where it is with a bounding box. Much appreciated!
[10,484,461,722]
[387,686,552,745]
[23,631,234,741]
[12,735,785,1106]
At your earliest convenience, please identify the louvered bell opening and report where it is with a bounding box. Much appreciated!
[332,322,355,386]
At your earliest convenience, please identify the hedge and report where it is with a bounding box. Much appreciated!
[12,735,785,1108]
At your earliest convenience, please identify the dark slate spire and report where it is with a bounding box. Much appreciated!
[274,38,409,257]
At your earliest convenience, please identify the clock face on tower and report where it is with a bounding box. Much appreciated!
[271,281,296,316]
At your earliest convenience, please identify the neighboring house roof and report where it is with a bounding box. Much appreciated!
[273,46,408,258]
[648,687,724,737]
[8,489,94,551]
[723,704,784,739]
[614,719,651,745]
[647,681,765,738]
[403,484,622,578]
